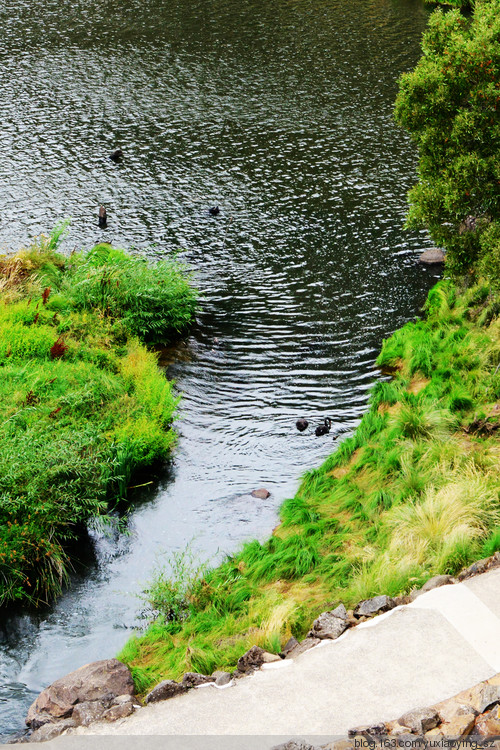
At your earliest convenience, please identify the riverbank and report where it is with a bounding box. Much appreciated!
[0,228,197,607]
[118,274,500,695]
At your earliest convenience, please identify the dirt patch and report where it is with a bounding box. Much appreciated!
[408,376,430,395]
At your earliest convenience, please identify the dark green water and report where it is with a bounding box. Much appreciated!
[0,0,439,738]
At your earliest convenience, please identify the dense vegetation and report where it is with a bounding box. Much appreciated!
[118,0,500,695]
[0,228,197,605]
[395,0,500,276]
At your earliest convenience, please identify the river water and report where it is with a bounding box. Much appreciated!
[0,0,440,738]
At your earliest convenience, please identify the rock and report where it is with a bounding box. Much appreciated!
[468,683,500,714]
[280,637,300,657]
[102,701,135,722]
[386,722,411,737]
[458,558,491,581]
[348,723,387,738]
[251,488,271,499]
[398,707,440,734]
[28,718,77,742]
[181,672,215,688]
[421,575,456,593]
[71,700,108,727]
[271,742,318,750]
[26,659,134,728]
[308,611,348,640]
[237,645,281,673]
[435,700,477,723]
[330,603,348,620]
[476,705,500,736]
[440,714,476,738]
[145,680,188,704]
[354,595,396,618]
[285,638,321,659]
[212,671,232,686]
[418,248,445,265]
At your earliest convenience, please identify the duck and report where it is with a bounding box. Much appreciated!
[209,206,220,216]
[110,149,123,162]
[315,417,332,437]
[296,418,308,432]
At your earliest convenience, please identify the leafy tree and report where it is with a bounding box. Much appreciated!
[395,1,500,278]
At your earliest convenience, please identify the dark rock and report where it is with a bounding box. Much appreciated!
[251,488,271,499]
[71,700,108,727]
[398,707,440,734]
[285,638,321,659]
[28,718,77,742]
[181,672,215,688]
[237,645,280,673]
[212,671,232,686]
[280,637,300,658]
[418,248,445,265]
[26,658,134,728]
[308,611,348,640]
[145,680,188,704]
[348,723,387,738]
[354,595,396,618]
[98,205,107,229]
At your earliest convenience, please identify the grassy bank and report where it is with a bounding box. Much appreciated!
[0,228,197,606]
[120,278,500,693]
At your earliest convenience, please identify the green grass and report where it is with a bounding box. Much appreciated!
[0,227,197,606]
[119,277,500,694]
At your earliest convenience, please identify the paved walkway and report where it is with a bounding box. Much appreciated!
[34,568,500,749]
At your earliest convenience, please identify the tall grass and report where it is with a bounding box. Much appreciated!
[0,228,197,606]
[120,278,500,693]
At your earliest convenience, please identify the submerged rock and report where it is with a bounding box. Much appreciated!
[251,488,271,499]
[418,248,445,264]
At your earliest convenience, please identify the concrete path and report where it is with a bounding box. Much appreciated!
[35,568,500,749]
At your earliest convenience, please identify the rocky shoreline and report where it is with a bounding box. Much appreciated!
[21,551,500,743]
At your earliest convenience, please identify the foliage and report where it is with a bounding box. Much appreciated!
[394,1,500,277]
[120,278,500,693]
[0,227,196,605]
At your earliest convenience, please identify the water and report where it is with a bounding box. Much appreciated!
[0,0,440,738]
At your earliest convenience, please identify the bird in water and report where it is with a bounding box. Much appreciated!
[296,418,308,432]
[209,206,220,216]
[315,417,332,436]
[110,149,123,162]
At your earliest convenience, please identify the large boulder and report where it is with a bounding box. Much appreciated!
[26,659,134,729]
